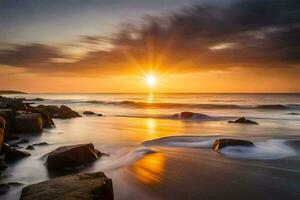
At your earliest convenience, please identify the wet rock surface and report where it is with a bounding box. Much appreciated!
[228,117,258,125]
[213,138,255,151]
[46,143,102,170]
[20,172,114,200]
[13,113,43,133]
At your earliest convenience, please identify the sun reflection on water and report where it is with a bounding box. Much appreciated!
[131,153,165,185]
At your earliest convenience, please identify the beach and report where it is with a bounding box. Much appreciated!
[1,93,300,200]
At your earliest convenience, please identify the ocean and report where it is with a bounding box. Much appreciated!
[1,93,300,199]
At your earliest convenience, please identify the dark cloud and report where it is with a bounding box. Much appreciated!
[0,0,299,75]
[0,44,62,67]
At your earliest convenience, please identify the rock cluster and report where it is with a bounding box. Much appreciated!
[228,117,258,125]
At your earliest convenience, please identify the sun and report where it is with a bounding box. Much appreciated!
[146,74,156,88]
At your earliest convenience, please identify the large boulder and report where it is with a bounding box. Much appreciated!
[27,106,55,128]
[46,143,102,170]
[36,105,81,119]
[20,172,114,200]
[228,117,258,125]
[213,138,255,151]
[13,113,43,133]
[0,116,5,152]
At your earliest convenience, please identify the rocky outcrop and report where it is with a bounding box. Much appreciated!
[20,172,114,200]
[27,106,55,128]
[5,149,31,160]
[228,117,258,125]
[213,138,255,151]
[13,113,43,133]
[36,105,81,119]
[46,143,102,170]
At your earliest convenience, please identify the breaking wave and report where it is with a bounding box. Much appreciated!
[142,136,299,160]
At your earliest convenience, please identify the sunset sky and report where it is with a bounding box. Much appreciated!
[0,0,299,93]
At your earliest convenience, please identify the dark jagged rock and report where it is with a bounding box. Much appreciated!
[228,117,258,125]
[32,142,48,146]
[5,149,31,160]
[20,172,114,200]
[27,106,55,128]
[36,105,81,119]
[46,143,102,170]
[12,138,29,145]
[26,145,34,150]
[25,98,44,102]
[175,112,211,119]
[83,111,97,115]
[14,113,43,133]
[213,139,255,151]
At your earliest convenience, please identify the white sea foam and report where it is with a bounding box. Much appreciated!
[219,139,298,160]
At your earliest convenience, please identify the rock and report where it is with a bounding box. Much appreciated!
[13,138,29,145]
[36,105,81,119]
[213,139,255,151]
[25,98,44,102]
[97,114,103,116]
[287,112,299,115]
[20,172,114,200]
[0,183,10,195]
[1,143,11,154]
[5,149,31,160]
[27,106,55,128]
[0,116,5,152]
[32,142,48,146]
[228,117,258,125]
[13,113,43,133]
[0,109,14,140]
[83,111,96,115]
[46,143,102,170]
[175,112,211,119]
[26,145,34,150]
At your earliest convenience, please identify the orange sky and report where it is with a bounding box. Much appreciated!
[1,0,300,93]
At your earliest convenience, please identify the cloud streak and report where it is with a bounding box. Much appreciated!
[0,0,299,76]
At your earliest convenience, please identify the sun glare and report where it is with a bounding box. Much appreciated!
[146,75,156,88]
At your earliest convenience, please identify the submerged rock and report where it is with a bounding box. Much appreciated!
[46,143,102,170]
[228,117,258,125]
[174,112,211,119]
[14,113,43,133]
[33,142,48,146]
[83,111,96,115]
[26,145,34,150]
[287,112,299,115]
[5,149,31,160]
[213,138,255,151]
[20,172,113,200]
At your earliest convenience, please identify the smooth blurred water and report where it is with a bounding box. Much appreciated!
[1,93,300,199]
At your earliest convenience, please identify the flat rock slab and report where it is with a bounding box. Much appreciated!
[20,172,114,200]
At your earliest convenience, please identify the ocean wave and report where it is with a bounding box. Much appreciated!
[142,136,299,160]
[92,147,156,171]
[83,100,300,110]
